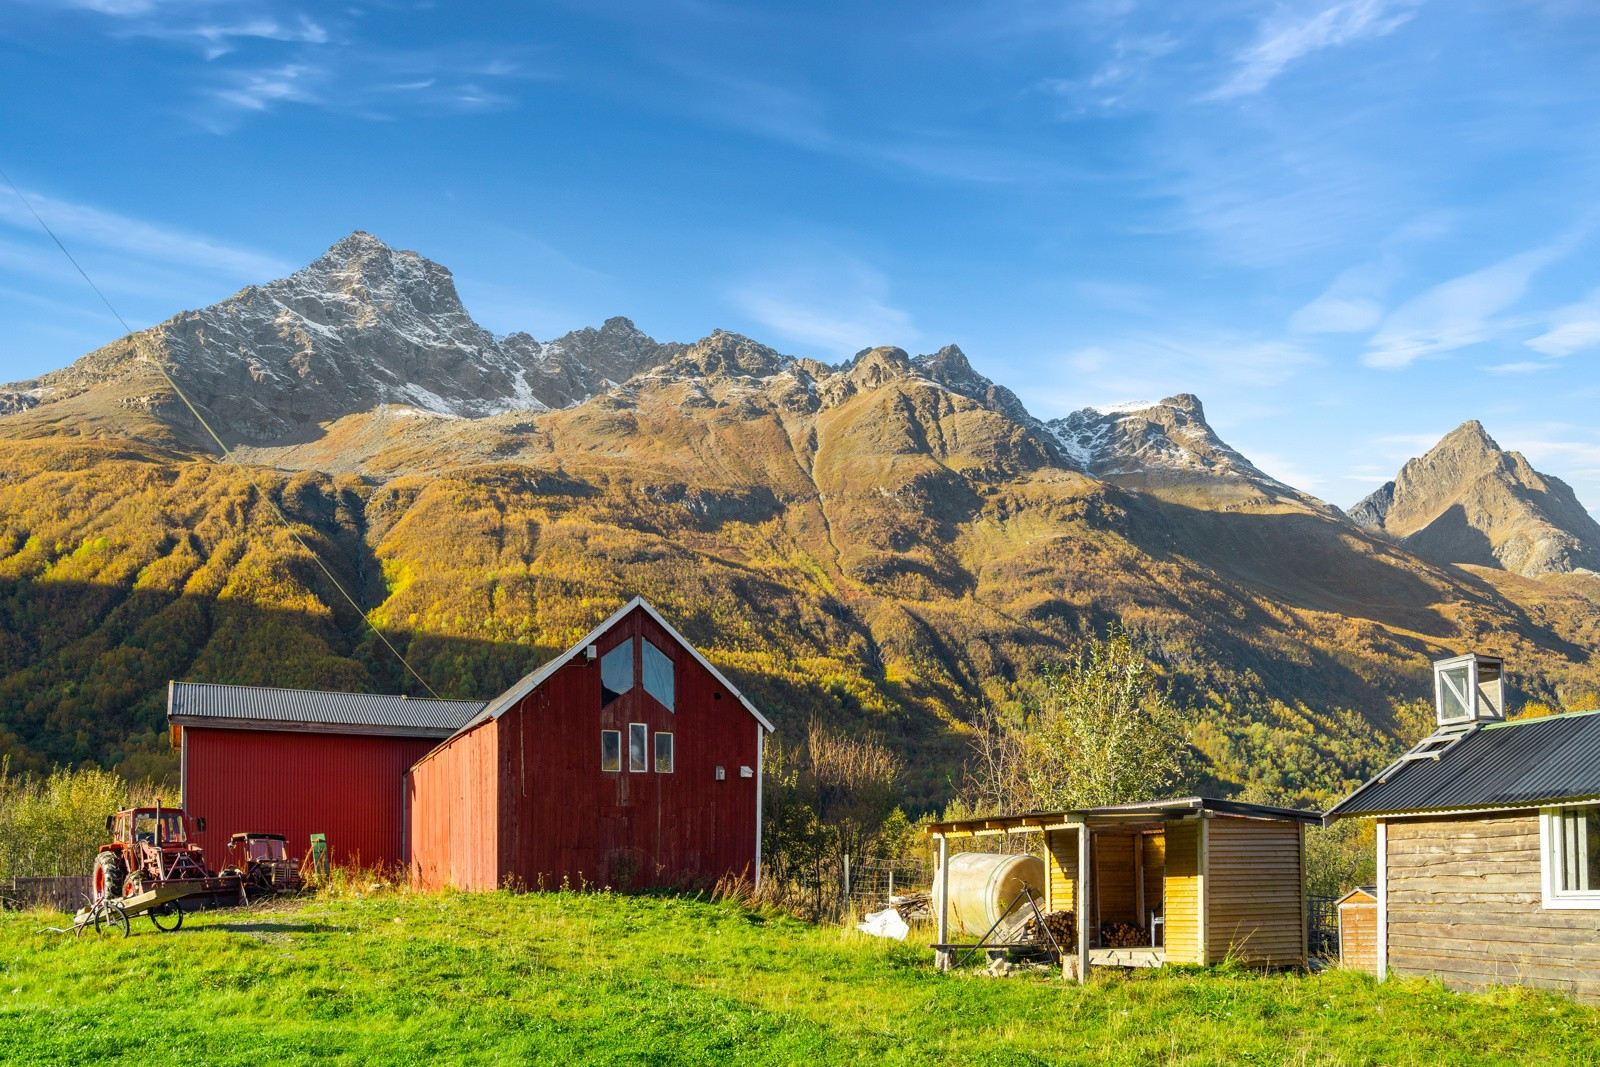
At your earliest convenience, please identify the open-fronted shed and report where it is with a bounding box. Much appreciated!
[925,796,1318,979]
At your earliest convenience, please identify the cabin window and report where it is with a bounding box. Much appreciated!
[629,723,648,773]
[655,731,674,774]
[643,638,675,711]
[601,641,634,706]
[600,730,621,772]
[1541,806,1600,908]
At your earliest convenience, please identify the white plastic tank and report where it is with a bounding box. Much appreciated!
[932,851,1046,938]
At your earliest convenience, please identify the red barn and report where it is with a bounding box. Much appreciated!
[407,597,774,892]
[170,683,486,868]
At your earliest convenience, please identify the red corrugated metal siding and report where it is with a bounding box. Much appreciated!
[406,718,500,891]
[183,727,432,870]
[497,607,761,890]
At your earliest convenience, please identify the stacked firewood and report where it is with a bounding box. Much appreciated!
[1100,921,1150,947]
[890,893,931,923]
[1019,909,1075,947]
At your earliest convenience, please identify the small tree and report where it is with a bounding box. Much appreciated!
[1017,633,1195,810]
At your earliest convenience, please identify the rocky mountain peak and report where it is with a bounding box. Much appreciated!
[1353,421,1600,577]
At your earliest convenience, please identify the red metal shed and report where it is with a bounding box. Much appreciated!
[408,597,775,892]
[171,683,486,869]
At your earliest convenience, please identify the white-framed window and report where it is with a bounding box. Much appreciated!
[643,638,675,711]
[654,731,674,774]
[1541,805,1600,909]
[601,641,634,707]
[628,723,648,773]
[600,730,621,773]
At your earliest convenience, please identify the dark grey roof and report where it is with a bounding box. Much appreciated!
[1081,795,1321,823]
[1326,708,1600,820]
[168,681,486,738]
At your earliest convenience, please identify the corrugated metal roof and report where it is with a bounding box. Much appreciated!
[168,681,486,738]
[1326,707,1600,819]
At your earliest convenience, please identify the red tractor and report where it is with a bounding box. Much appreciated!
[222,833,304,898]
[92,805,239,927]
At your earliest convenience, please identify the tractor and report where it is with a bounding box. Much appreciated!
[221,832,304,898]
[91,805,239,928]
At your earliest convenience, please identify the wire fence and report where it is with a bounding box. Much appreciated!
[1307,894,1340,960]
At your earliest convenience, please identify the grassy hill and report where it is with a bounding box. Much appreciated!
[1,890,1596,1065]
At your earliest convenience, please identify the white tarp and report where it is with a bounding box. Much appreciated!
[856,907,909,940]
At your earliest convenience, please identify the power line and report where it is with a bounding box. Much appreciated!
[1,168,441,699]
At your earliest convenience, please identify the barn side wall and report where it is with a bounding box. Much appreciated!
[1386,811,1600,1003]
[406,718,500,892]
[183,726,433,870]
[498,607,762,890]
[1205,817,1305,967]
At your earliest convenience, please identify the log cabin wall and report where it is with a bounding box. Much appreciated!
[1164,820,1204,964]
[1205,816,1306,966]
[1386,811,1600,1003]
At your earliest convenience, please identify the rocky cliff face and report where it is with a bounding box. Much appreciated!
[1351,421,1600,577]
[0,232,681,445]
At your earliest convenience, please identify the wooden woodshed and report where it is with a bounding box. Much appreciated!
[926,797,1318,979]
[1326,654,1600,1004]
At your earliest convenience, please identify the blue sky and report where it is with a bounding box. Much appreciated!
[3,0,1599,513]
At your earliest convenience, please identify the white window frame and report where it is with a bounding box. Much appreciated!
[628,723,649,773]
[654,731,674,774]
[1539,804,1600,910]
[600,729,621,773]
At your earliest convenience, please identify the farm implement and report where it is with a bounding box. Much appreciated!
[71,804,240,938]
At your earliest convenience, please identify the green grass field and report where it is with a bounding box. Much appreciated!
[1,890,1596,1066]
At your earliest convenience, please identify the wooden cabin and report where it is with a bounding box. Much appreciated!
[1335,886,1378,976]
[1326,654,1600,1003]
[926,797,1319,979]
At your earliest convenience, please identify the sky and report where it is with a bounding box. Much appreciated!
[2,0,1599,514]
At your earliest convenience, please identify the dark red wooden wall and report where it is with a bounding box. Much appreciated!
[406,604,764,891]
[497,607,762,889]
[183,726,433,870]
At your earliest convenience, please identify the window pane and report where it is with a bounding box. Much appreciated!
[629,723,648,772]
[1438,664,1471,720]
[601,641,634,706]
[643,639,675,712]
[1564,807,1600,892]
[601,730,621,772]
[655,731,674,774]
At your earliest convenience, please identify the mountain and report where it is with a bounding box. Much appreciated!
[0,232,682,447]
[3,233,1598,805]
[1351,420,1600,578]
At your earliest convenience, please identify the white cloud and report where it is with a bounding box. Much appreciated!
[1526,286,1600,358]
[1487,360,1556,375]
[1291,261,1391,333]
[1209,0,1421,100]
[1362,241,1569,369]
[730,251,917,360]
[0,187,291,279]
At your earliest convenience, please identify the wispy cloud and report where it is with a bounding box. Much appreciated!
[1291,260,1392,333]
[1526,285,1600,358]
[1362,238,1574,368]
[0,187,291,278]
[1209,0,1421,100]
[729,249,917,360]
[134,13,329,60]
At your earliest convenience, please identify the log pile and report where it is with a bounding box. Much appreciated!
[890,893,931,923]
[1100,921,1149,947]
[1019,909,1075,947]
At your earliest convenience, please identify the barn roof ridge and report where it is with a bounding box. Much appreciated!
[167,680,487,736]
[409,596,775,772]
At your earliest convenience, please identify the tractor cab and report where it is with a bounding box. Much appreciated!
[114,809,191,848]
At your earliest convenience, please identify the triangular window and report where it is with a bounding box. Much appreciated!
[643,639,675,712]
[601,641,634,707]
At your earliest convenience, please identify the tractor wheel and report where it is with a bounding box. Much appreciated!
[93,902,129,938]
[149,902,183,932]
[92,852,126,903]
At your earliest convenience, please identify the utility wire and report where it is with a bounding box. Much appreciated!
[1,168,442,698]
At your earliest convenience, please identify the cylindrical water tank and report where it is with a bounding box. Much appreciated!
[932,851,1046,938]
